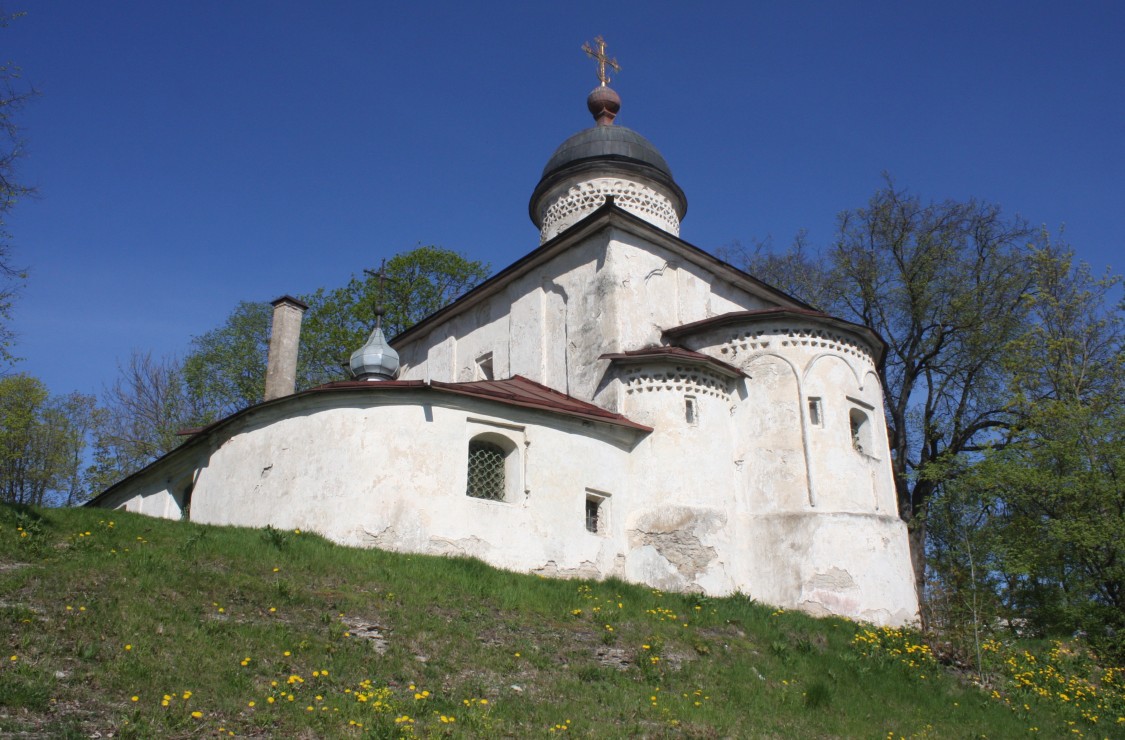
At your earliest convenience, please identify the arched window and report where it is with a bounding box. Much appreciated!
[850,408,872,455]
[466,438,509,501]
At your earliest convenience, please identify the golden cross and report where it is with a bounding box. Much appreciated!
[582,36,620,87]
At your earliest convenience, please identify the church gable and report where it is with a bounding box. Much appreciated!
[393,203,802,401]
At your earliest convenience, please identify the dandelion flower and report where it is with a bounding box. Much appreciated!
[131,696,139,702]
[248,701,255,707]
[124,644,132,651]
[191,711,203,719]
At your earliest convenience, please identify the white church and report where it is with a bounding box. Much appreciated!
[91,50,919,627]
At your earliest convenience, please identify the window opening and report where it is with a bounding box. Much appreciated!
[466,440,506,500]
[180,482,193,521]
[585,491,609,534]
[475,352,494,381]
[685,395,698,425]
[808,397,822,427]
[850,408,871,454]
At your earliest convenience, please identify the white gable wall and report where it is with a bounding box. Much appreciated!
[395,225,773,408]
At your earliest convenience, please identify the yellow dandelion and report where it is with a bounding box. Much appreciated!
[131,696,139,702]
[248,701,255,707]
[191,711,203,719]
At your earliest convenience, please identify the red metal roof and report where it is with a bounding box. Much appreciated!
[313,375,651,432]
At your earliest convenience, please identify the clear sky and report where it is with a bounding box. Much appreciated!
[5,1,1124,399]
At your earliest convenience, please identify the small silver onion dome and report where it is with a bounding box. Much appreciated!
[349,325,400,381]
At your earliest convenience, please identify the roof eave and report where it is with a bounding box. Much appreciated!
[390,202,813,349]
[663,308,887,367]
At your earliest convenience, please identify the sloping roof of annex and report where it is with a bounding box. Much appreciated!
[86,375,651,509]
[389,198,815,349]
[599,345,746,379]
[663,307,888,367]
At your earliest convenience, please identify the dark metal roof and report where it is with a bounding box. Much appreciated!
[663,308,887,366]
[599,346,747,379]
[540,125,673,180]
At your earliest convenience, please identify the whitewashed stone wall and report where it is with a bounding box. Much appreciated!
[396,227,771,404]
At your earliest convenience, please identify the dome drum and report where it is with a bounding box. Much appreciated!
[534,168,684,243]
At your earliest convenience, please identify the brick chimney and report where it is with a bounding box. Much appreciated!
[264,295,308,401]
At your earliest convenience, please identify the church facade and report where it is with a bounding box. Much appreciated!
[90,75,919,627]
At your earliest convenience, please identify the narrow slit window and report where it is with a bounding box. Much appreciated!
[685,396,698,425]
[808,397,822,427]
[585,491,609,534]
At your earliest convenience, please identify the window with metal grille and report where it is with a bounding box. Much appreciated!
[466,440,507,501]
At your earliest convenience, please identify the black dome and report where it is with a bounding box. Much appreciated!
[540,125,673,181]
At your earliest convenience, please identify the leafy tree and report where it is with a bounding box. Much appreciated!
[88,351,207,492]
[183,246,490,417]
[743,180,1038,600]
[0,375,94,505]
[182,301,273,419]
[932,245,1124,658]
[0,12,37,363]
[299,245,490,382]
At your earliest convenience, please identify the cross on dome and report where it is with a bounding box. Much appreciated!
[582,36,620,87]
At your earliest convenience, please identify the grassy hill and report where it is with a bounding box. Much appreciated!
[1,504,1121,738]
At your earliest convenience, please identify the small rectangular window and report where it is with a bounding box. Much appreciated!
[685,396,698,425]
[808,397,822,427]
[585,490,609,534]
[475,352,494,381]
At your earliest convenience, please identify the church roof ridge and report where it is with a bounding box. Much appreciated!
[390,201,814,349]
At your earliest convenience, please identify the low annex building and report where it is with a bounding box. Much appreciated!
[91,65,920,626]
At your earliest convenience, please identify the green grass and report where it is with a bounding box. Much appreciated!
[0,503,1120,738]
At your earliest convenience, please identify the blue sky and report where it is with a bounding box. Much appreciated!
[6,1,1124,399]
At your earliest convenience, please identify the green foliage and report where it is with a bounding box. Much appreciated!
[926,243,1124,661]
[2,504,1095,738]
[298,245,490,385]
[0,375,94,506]
[182,301,273,419]
[180,246,490,419]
